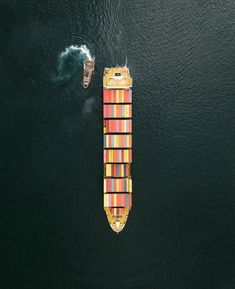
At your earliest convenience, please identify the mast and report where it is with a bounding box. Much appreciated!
[103,67,133,233]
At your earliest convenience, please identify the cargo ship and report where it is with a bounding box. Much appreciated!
[103,67,133,233]
[82,60,95,89]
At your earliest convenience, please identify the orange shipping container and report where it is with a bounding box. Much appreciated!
[104,164,130,177]
[104,149,132,163]
[103,104,132,118]
[104,193,132,208]
[103,89,132,103]
[103,119,132,133]
[104,134,132,148]
[104,178,132,193]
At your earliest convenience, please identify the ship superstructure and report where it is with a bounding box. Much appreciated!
[103,67,133,233]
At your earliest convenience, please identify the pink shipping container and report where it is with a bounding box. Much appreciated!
[103,89,132,103]
[104,164,130,177]
[104,193,132,208]
[104,119,132,133]
[103,104,132,118]
[104,178,132,193]
[104,134,132,148]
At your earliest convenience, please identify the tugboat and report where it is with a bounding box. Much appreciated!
[82,60,95,89]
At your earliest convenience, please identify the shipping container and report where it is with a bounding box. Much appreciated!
[104,193,132,208]
[104,178,132,193]
[104,149,132,163]
[109,208,127,217]
[103,89,132,103]
[104,134,132,148]
[104,164,130,177]
[103,119,132,133]
[103,104,132,118]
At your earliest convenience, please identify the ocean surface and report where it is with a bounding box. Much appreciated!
[0,1,235,289]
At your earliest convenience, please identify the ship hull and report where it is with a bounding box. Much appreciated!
[103,67,133,233]
[82,60,94,89]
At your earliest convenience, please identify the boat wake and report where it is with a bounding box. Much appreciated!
[53,45,94,82]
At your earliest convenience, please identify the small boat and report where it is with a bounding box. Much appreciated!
[82,60,95,89]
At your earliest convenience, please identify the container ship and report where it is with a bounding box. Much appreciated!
[103,67,133,233]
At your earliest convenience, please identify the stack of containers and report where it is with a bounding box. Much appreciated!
[103,83,132,230]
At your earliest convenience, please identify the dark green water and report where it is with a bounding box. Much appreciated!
[0,1,235,289]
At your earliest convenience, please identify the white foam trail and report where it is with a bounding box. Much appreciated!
[125,57,128,67]
[78,45,93,61]
[82,98,95,115]
[53,44,94,82]
[60,45,93,61]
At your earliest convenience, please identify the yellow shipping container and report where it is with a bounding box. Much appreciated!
[104,194,109,207]
[129,179,132,192]
[105,164,111,176]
